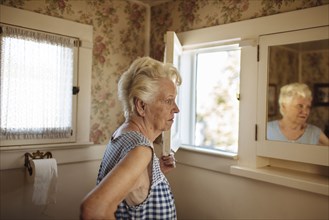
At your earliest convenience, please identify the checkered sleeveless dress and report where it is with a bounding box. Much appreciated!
[97,131,177,220]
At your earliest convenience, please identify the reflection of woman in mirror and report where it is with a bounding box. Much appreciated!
[267,82,329,146]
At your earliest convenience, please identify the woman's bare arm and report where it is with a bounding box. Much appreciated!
[319,131,329,146]
[80,146,153,220]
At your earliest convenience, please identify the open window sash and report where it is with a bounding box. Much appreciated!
[257,26,329,166]
[162,31,182,156]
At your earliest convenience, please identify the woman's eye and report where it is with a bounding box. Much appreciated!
[164,99,174,105]
[296,104,311,111]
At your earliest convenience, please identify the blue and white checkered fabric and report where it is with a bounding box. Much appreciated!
[97,131,177,220]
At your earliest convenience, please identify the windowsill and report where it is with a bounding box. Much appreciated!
[230,165,329,196]
[180,145,238,159]
[174,145,238,174]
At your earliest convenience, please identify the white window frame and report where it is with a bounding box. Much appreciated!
[164,32,254,158]
[165,5,329,195]
[257,26,329,166]
[177,43,242,153]
[0,5,93,147]
[1,24,79,146]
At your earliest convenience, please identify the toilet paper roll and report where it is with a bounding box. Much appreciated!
[31,158,58,205]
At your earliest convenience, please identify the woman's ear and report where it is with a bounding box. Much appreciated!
[281,103,287,114]
[134,97,146,116]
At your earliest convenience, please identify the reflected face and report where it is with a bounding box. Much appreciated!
[145,78,179,132]
[282,96,312,124]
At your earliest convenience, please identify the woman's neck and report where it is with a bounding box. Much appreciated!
[279,119,306,140]
[122,117,160,142]
[279,118,306,130]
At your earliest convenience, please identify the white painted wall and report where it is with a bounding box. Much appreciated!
[167,161,329,220]
[0,146,105,220]
[1,146,328,220]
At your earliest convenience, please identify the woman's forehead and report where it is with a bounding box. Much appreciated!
[291,96,312,104]
[156,78,177,97]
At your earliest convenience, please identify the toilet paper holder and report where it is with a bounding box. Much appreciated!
[24,150,53,176]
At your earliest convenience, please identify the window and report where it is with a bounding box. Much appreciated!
[165,32,243,155]
[181,47,240,153]
[0,24,78,145]
[196,49,240,151]
[0,5,93,147]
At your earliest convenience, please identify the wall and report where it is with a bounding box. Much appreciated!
[0,145,106,220]
[1,160,100,219]
[150,0,329,61]
[168,163,329,220]
[1,0,328,220]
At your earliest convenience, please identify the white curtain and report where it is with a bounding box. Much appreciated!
[0,24,75,140]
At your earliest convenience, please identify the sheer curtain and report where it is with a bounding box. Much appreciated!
[0,24,76,140]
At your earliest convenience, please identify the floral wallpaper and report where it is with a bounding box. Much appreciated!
[2,0,328,144]
[150,0,329,61]
[302,50,329,134]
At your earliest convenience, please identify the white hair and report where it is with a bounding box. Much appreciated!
[118,56,182,119]
[278,82,312,115]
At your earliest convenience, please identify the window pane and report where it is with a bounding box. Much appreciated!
[195,49,240,153]
[0,25,74,140]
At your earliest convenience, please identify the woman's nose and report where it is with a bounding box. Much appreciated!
[301,107,310,114]
[174,102,180,113]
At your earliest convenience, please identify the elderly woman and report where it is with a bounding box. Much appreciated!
[80,57,182,219]
[267,82,328,146]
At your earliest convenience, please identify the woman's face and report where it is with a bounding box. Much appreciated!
[145,78,179,132]
[282,96,312,125]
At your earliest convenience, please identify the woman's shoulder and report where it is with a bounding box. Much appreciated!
[113,130,153,148]
[306,123,322,133]
[267,120,279,128]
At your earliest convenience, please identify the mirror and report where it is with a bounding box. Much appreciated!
[266,39,329,145]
